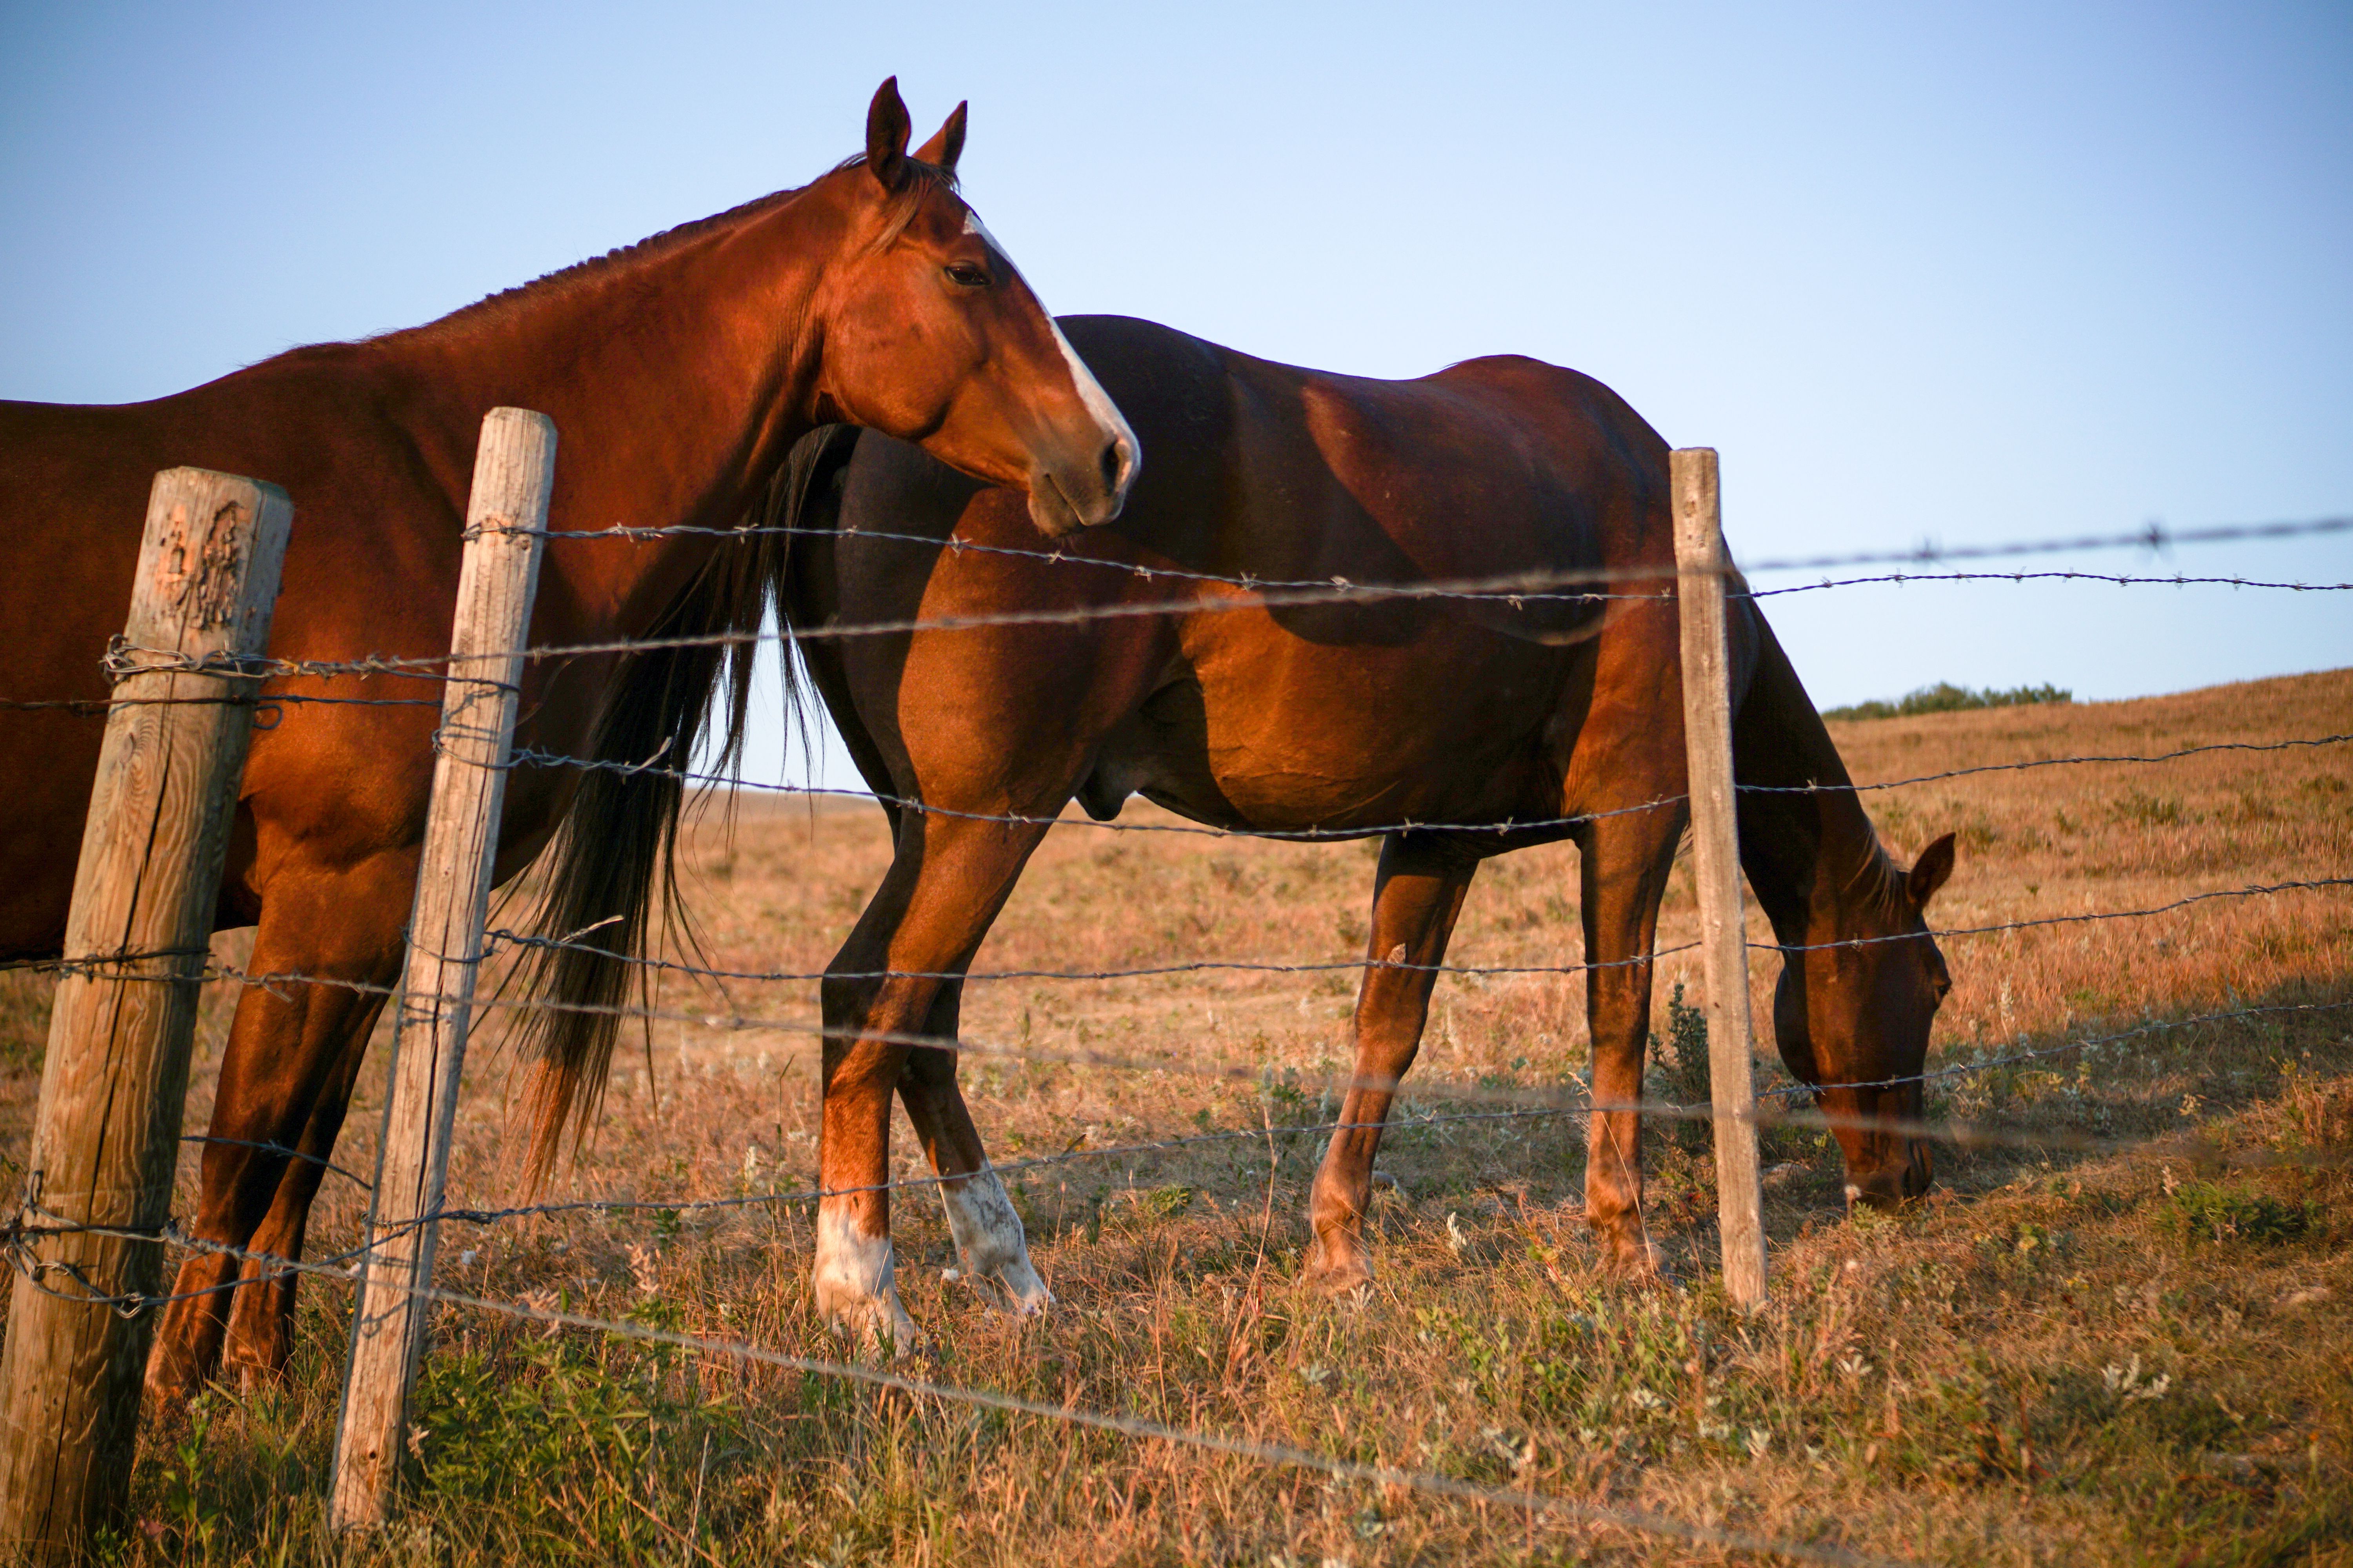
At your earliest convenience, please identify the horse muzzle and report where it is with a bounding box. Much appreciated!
[1026,429,1137,536]
[1843,1139,1935,1212]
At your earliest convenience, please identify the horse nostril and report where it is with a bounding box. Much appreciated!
[1099,440,1124,496]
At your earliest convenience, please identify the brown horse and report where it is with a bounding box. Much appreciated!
[0,80,1137,1401]
[737,315,1956,1341]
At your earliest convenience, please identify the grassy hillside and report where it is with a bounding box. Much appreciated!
[2,668,2347,1564]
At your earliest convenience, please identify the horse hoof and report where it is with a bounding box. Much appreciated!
[946,1259,1054,1317]
[824,1304,926,1359]
[1602,1235,1671,1281]
[1301,1240,1376,1300]
[816,1277,925,1358]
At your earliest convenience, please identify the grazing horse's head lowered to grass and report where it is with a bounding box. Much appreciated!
[1771,832,1955,1208]
[1729,627,1957,1209]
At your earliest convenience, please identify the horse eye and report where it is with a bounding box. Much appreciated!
[945,261,990,289]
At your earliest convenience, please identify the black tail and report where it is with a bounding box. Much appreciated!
[515,423,863,1181]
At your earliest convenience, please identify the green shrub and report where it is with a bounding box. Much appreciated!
[2167,1180,2317,1245]
[1824,682,2070,723]
[1647,982,1714,1150]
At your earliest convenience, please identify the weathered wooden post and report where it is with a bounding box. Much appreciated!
[329,408,552,1530]
[0,469,293,1561]
[1671,447,1768,1308]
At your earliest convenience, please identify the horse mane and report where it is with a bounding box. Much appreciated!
[389,187,804,348]
[397,154,956,349]
[504,425,857,1184]
[1842,835,1915,923]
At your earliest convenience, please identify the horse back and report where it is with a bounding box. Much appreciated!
[1209,345,1671,646]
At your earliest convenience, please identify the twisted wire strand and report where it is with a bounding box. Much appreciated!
[1753,569,2353,597]
[528,514,2353,594]
[110,956,2348,1154]
[428,1107,1581,1227]
[1762,878,2353,957]
[504,747,1684,837]
[100,515,2353,681]
[7,877,2340,1129]
[1762,997,2353,1100]
[477,925,1698,986]
[485,730,2353,831]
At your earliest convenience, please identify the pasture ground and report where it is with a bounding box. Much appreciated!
[2,667,2349,1564]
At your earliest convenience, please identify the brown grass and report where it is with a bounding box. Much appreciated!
[1,668,2348,1564]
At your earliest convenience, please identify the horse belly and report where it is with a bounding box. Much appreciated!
[1127,632,1566,833]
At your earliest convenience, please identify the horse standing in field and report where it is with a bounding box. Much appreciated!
[0,81,1137,1401]
[724,315,1954,1342]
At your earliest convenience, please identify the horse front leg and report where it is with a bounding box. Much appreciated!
[896,979,1051,1314]
[146,855,407,1406]
[1305,831,1478,1295]
[814,812,1050,1351]
[1575,800,1683,1274]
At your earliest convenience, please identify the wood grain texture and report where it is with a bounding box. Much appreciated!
[0,468,292,1561]
[1671,448,1768,1308]
[329,409,553,1531]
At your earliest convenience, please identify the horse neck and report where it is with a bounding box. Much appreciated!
[1730,607,1893,946]
[375,186,840,638]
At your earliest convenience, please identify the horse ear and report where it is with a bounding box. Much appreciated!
[914,102,966,176]
[866,77,913,191]
[1908,832,1957,908]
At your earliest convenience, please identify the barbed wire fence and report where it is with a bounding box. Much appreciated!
[0,427,2345,1562]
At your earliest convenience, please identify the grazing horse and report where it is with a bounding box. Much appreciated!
[739,315,1956,1341]
[0,80,1137,1401]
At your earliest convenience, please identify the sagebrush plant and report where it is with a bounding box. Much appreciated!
[0,670,2345,1564]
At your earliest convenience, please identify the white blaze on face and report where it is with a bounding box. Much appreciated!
[938,1163,1052,1315]
[961,209,1140,496]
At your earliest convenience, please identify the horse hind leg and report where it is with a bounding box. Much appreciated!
[896,978,1050,1314]
[146,861,404,1406]
[216,1024,375,1389]
[1304,831,1477,1296]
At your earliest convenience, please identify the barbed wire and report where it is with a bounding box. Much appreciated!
[491,728,2352,836]
[100,515,2353,682]
[504,746,1689,839]
[104,950,2341,1159]
[429,1106,1583,1228]
[1762,996,2353,1101]
[1763,877,2353,956]
[1750,732,2353,794]
[16,993,2337,1303]
[478,924,1698,986]
[180,1132,373,1188]
[8,871,2342,1154]
[532,514,2353,598]
[1751,569,2353,597]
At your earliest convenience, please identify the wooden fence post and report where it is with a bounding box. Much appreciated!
[1671,447,1768,1308]
[0,469,293,1561]
[329,409,552,1531]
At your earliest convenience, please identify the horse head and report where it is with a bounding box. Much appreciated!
[1771,831,1957,1210]
[807,79,1138,535]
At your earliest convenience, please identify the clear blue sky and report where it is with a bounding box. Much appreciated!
[5,2,2347,790]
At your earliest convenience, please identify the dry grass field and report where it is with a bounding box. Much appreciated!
[2,667,2348,1564]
